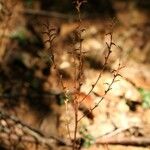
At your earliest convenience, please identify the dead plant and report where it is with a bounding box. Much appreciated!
[42,1,123,150]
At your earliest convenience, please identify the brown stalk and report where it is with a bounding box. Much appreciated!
[42,22,66,90]
[72,1,87,149]
[42,21,75,144]
[78,62,123,122]
[79,33,114,105]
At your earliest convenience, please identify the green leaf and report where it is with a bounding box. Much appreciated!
[11,30,28,46]
[79,126,95,148]
[25,0,33,6]
[139,88,150,109]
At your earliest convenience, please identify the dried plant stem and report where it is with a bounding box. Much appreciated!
[72,1,85,149]
[77,31,84,91]
[79,33,114,104]
[43,22,72,141]
[78,62,123,122]
[77,33,124,122]
[65,99,72,140]
[73,99,79,150]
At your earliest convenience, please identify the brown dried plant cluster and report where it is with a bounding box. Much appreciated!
[42,1,122,150]
[0,1,123,150]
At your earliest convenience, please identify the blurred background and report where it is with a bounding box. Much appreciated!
[0,0,150,150]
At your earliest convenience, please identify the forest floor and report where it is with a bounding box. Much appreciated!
[0,2,150,150]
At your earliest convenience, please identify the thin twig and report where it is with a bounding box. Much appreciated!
[96,137,150,146]
[79,33,114,105]
[22,9,76,20]
[78,61,123,122]
[0,109,71,147]
[97,124,142,139]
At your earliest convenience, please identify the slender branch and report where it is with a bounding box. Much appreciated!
[96,137,150,146]
[79,33,114,105]
[78,62,122,122]
[0,109,71,147]
[21,9,76,20]
[71,1,87,149]
[97,124,142,139]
